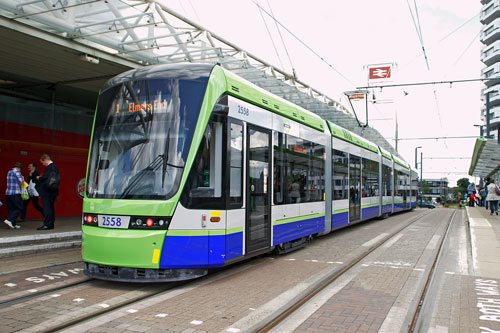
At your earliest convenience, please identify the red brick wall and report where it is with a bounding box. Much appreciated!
[0,121,90,218]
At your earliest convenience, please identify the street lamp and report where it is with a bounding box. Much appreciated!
[415,146,422,169]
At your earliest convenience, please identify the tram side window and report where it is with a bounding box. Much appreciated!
[229,121,243,206]
[396,170,405,197]
[274,132,289,204]
[273,133,325,204]
[362,158,379,197]
[309,143,325,202]
[181,117,225,209]
[332,149,348,200]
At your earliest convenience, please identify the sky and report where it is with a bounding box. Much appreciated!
[164,0,483,187]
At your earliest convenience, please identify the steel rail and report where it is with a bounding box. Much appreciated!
[408,209,458,332]
[0,278,92,308]
[254,209,437,332]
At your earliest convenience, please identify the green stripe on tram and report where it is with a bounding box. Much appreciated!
[274,213,325,226]
[333,208,348,214]
[362,203,380,208]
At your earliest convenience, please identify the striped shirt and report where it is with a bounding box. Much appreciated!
[6,168,23,195]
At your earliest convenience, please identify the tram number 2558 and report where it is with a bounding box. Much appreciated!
[102,216,122,227]
[237,105,249,117]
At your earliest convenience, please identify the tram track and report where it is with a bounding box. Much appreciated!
[408,209,458,332]
[0,277,91,308]
[0,209,446,332]
[38,281,187,333]
[253,208,445,332]
[40,210,437,333]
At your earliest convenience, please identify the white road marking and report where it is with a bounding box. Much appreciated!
[383,234,404,248]
[98,304,109,308]
[50,294,61,298]
[190,320,203,325]
[155,313,168,318]
[127,309,138,313]
[28,289,38,293]
[4,283,16,287]
[73,298,84,302]
[362,233,389,247]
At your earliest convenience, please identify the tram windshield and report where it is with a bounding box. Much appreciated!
[87,77,208,199]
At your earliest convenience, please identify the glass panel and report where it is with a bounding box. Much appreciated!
[362,158,379,197]
[349,155,361,221]
[87,77,208,200]
[248,128,270,251]
[230,122,243,204]
[181,117,225,209]
[333,149,349,200]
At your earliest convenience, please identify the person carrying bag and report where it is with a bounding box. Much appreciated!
[20,162,44,221]
[486,179,500,216]
[37,154,60,230]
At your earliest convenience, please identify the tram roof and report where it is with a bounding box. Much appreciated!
[469,138,500,177]
[326,121,379,154]
[0,0,399,156]
[392,154,410,169]
[222,67,325,132]
[378,146,393,160]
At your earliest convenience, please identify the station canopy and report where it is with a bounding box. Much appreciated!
[0,0,396,154]
[469,138,500,178]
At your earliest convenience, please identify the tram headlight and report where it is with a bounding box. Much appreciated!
[82,213,98,226]
[129,216,171,230]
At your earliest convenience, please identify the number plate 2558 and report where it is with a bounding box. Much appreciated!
[98,215,130,229]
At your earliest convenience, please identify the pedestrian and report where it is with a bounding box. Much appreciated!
[470,191,477,207]
[19,162,44,221]
[486,179,500,216]
[468,182,475,207]
[485,178,491,210]
[479,187,486,207]
[36,154,60,230]
[4,162,24,229]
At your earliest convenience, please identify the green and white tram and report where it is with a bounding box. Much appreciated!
[82,63,414,282]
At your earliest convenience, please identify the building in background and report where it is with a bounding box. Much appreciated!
[480,0,500,139]
[423,178,449,202]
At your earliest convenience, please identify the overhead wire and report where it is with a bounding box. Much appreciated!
[187,0,201,23]
[406,0,430,70]
[256,0,286,71]
[399,12,479,72]
[265,0,297,79]
[250,0,355,86]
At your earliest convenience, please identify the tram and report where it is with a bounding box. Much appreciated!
[82,63,415,282]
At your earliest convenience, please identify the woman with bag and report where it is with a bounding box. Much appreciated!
[486,179,500,216]
[19,162,44,221]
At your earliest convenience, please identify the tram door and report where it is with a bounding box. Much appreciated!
[349,155,361,222]
[245,125,271,254]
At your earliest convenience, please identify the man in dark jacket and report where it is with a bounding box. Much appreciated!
[37,154,60,230]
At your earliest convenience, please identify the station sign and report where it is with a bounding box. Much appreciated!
[367,63,394,83]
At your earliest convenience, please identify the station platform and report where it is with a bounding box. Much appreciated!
[0,216,82,259]
[278,206,500,332]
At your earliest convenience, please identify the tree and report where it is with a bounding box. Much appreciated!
[422,180,430,195]
[457,178,470,197]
